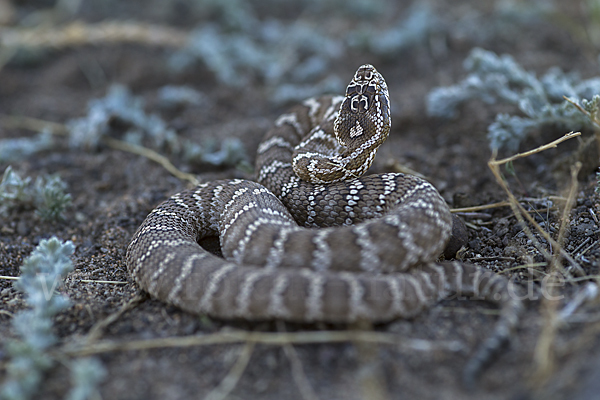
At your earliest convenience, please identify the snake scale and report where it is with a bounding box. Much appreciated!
[126,64,523,383]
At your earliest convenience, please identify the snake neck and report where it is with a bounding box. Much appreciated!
[291,64,391,184]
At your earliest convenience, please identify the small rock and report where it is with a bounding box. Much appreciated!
[503,246,519,257]
[443,215,468,259]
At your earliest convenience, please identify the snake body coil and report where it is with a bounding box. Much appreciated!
[126,65,522,383]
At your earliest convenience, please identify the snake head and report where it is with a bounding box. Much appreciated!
[334,64,391,149]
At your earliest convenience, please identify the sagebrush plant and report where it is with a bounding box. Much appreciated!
[0,237,105,400]
[427,47,600,152]
[0,166,71,222]
[0,129,54,163]
[67,84,249,167]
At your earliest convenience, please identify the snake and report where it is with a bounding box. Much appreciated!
[126,64,523,384]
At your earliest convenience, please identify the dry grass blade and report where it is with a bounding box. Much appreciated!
[0,114,69,135]
[276,321,319,400]
[0,21,188,49]
[102,137,199,186]
[492,131,580,165]
[204,342,255,400]
[450,201,511,213]
[0,21,188,73]
[79,279,127,285]
[62,330,464,358]
[488,132,584,279]
[282,344,319,400]
[532,162,581,385]
[84,293,147,344]
[0,115,200,186]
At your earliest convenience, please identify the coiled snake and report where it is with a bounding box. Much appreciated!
[126,64,523,383]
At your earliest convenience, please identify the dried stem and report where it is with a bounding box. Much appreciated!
[0,115,199,186]
[61,330,464,358]
[204,342,255,400]
[532,162,581,385]
[488,132,584,279]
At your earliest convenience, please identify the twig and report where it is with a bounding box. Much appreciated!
[492,131,581,165]
[385,159,429,181]
[532,162,580,385]
[589,208,599,224]
[276,321,319,400]
[0,21,188,49]
[467,256,516,262]
[564,97,600,129]
[204,342,255,400]
[563,96,600,157]
[451,203,557,214]
[79,279,128,285]
[0,275,19,281]
[578,240,598,258]
[353,322,390,400]
[282,344,319,400]
[450,201,511,213]
[84,293,147,344]
[488,132,585,279]
[61,330,464,358]
[454,212,492,219]
[101,137,199,185]
[497,263,547,273]
[0,115,200,186]
[0,114,69,135]
[558,283,599,322]
[571,237,592,256]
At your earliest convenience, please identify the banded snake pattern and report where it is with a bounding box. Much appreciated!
[126,64,523,384]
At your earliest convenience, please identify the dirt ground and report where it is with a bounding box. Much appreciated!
[1,1,600,399]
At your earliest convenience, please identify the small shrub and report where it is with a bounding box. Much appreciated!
[0,237,105,400]
[0,166,71,222]
[427,48,600,151]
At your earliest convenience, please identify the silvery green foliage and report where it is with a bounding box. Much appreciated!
[427,48,600,151]
[13,238,75,341]
[0,166,32,212]
[1,239,106,400]
[170,21,343,95]
[0,166,71,222]
[0,238,74,400]
[168,0,346,101]
[32,174,72,222]
[348,4,440,55]
[580,94,600,117]
[67,85,248,167]
[452,1,552,44]
[157,85,206,109]
[68,84,180,152]
[184,137,248,167]
[66,358,107,400]
[0,130,54,163]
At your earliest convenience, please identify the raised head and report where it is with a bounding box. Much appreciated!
[334,64,391,147]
